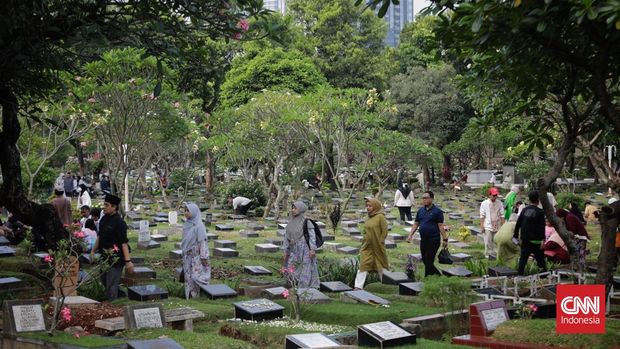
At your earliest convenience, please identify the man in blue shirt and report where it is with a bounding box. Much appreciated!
[407,191,447,276]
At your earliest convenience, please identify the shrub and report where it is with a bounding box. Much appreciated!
[78,280,106,301]
[417,276,476,309]
[218,180,268,207]
[556,192,585,211]
[163,279,185,299]
[318,257,359,287]
[168,168,196,190]
[464,259,489,277]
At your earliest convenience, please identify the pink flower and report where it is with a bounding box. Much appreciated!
[236,18,250,32]
[87,97,96,103]
[281,289,289,298]
[528,304,538,312]
[73,231,85,239]
[61,306,72,322]
[233,32,243,40]
[43,255,54,264]
[112,244,119,253]
[287,266,295,273]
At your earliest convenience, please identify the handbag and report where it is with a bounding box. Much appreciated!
[437,247,453,264]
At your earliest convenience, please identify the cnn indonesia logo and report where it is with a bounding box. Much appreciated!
[556,284,605,334]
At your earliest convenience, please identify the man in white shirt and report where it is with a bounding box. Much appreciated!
[229,196,253,215]
[480,187,505,258]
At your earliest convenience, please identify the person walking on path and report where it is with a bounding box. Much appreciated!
[181,203,211,299]
[407,191,447,277]
[394,183,414,222]
[480,187,505,258]
[504,185,520,220]
[283,201,320,289]
[51,188,72,226]
[513,191,547,275]
[91,194,134,301]
[63,172,75,198]
[354,198,389,289]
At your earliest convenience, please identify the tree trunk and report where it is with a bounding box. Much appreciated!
[70,139,86,177]
[595,201,619,296]
[263,157,285,219]
[204,150,216,198]
[325,143,337,191]
[0,88,68,250]
[443,154,452,183]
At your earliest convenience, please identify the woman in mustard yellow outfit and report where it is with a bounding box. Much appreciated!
[354,198,389,289]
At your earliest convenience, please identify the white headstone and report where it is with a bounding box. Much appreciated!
[138,220,150,242]
[481,307,508,331]
[13,304,46,333]
[133,307,163,329]
[168,211,178,226]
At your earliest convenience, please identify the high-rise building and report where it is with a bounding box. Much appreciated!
[383,0,415,47]
[263,0,287,15]
[262,0,415,47]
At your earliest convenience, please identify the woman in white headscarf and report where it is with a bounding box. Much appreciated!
[283,201,320,288]
[182,203,211,299]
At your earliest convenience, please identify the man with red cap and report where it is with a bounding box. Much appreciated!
[480,187,505,258]
[91,194,134,300]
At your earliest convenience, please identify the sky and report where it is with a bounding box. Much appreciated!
[414,0,431,17]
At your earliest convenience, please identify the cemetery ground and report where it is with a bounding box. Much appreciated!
[1,188,619,348]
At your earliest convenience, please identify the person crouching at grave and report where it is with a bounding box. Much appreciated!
[513,191,547,275]
[556,208,589,270]
[283,201,319,289]
[493,212,520,267]
[480,187,505,259]
[542,228,570,265]
[407,191,447,277]
[182,203,211,299]
[91,194,134,301]
[229,195,254,216]
[355,198,389,290]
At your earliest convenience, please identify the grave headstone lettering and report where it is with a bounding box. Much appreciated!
[124,304,165,330]
[3,300,47,334]
[358,321,416,348]
[233,298,285,321]
[399,282,423,296]
[285,333,346,349]
[469,300,509,336]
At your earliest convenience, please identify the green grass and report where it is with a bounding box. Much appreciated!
[22,332,125,348]
[493,319,620,349]
[123,326,256,349]
[361,338,474,349]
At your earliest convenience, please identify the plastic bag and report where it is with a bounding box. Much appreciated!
[437,247,453,264]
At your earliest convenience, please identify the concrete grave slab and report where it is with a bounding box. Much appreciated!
[240,230,259,238]
[233,298,285,321]
[244,266,272,275]
[213,248,239,258]
[442,266,473,277]
[215,224,234,231]
[320,281,352,293]
[200,284,237,299]
[255,244,279,253]
[381,270,411,285]
[342,290,390,305]
[297,288,332,304]
[214,240,236,248]
[337,246,359,255]
[399,282,423,296]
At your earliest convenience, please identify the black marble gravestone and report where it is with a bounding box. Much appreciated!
[399,282,424,296]
[215,224,234,231]
[442,266,473,277]
[214,240,237,248]
[127,285,168,301]
[213,248,239,258]
[488,266,518,277]
[381,271,411,285]
[200,284,238,299]
[0,246,16,257]
[358,321,416,348]
[297,288,332,304]
[244,266,273,275]
[342,290,390,305]
[320,281,352,293]
[233,298,285,321]
[240,230,259,238]
[127,339,184,349]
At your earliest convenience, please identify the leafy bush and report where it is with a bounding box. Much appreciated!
[316,257,383,286]
[163,279,185,299]
[78,280,107,301]
[218,180,268,207]
[516,159,551,187]
[418,276,476,309]
[464,259,490,277]
[168,168,196,190]
[556,192,585,211]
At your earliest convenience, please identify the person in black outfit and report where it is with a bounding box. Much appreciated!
[407,191,448,276]
[513,190,547,275]
[91,194,134,300]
